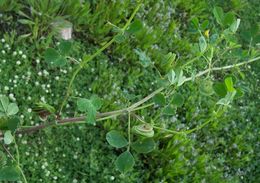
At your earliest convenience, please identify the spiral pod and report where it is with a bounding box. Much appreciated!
[132,123,154,138]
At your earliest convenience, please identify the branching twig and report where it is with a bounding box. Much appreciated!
[0,56,259,137]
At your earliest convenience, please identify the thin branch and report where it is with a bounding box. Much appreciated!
[0,57,259,137]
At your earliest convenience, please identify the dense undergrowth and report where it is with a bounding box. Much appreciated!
[0,0,259,182]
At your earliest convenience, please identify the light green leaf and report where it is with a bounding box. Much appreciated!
[134,48,151,68]
[0,166,20,181]
[85,105,96,125]
[7,103,19,116]
[106,130,128,148]
[115,151,135,174]
[199,36,207,52]
[132,138,155,153]
[224,77,235,92]
[4,130,14,145]
[177,70,186,87]
[230,19,241,33]
[0,96,9,112]
[199,80,214,96]
[167,69,176,85]
[77,98,89,112]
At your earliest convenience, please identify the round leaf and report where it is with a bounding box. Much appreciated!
[171,93,184,107]
[4,131,14,145]
[213,82,227,97]
[153,93,166,106]
[106,130,128,148]
[132,138,156,153]
[44,48,60,63]
[115,151,135,174]
[7,103,19,116]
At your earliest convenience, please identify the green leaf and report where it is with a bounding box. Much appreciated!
[7,117,20,132]
[7,103,19,116]
[53,56,67,67]
[134,48,152,68]
[177,70,186,87]
[199,80,214,96]
[199,36,207,52]
[44,48,60,63]
[115,151,135,174]
[162,105,176,115]
[223,12,235,27]
[127,19,143,34]
[153,93,166,106]
[213,82,227,97]
[0,166,20,181]
[4,130,13,145]
[77,98,89,112]
[0,117,8,130]
[106,130,128,148]
[230,19,240,33]
[0,95,9,112]
[114,33,126,43]
[85,105,96,125]
[191,17,199,29]
[132,138,155,153]
[90,95,102,110]
[58,40,72,55]
[0,151,7,167]
[225,77,235,92]
[213,6,224,25]
[171,93,184,107]
[217,91,236,106]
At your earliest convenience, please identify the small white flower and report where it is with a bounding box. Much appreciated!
[22,54,27,59]
[36,59,40,64]
[4,86,9,90]
[18,50,23,55]
[1,50,6,54]
[16,60,21,65]
[28,108,32,113]
[13,51,17,56]
[1,38,5,43]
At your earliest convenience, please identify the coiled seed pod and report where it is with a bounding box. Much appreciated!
[132,123,154,137]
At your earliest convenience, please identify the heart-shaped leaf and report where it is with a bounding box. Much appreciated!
[4,130,14,145]
[7,103,19,116]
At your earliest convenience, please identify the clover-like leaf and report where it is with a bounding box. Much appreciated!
[127,19,143,34]
[153,93,166,106]
[134,48,152,68]
[132,138,156,153]
[199,35,207,52]
[4,130,14,145]
[58,40,72,56]
[171,93,184,107]
[44,48,60,63]
[106,130,128,148]
[0,166,20,181]
[115,151,135,174]
[7,103,19,116]
[0,95,9,112]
